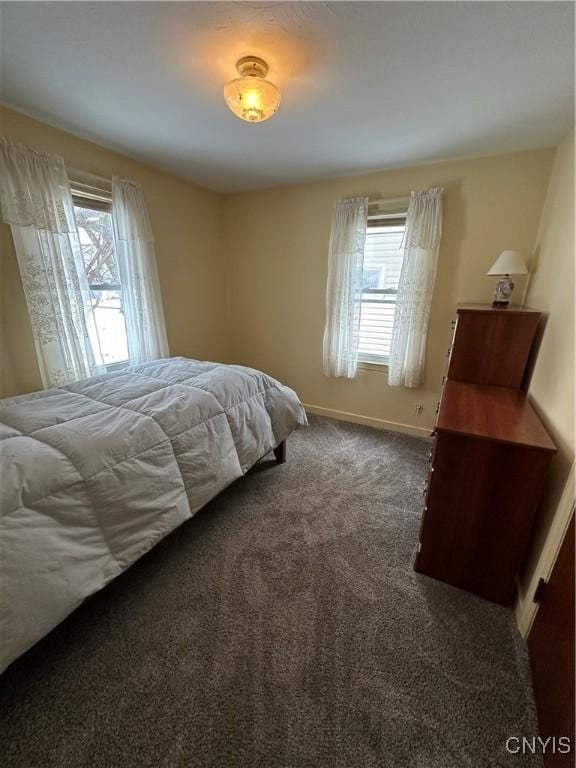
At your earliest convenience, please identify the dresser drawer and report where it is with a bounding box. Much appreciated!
[417,437,438,543]
[415,431,553,605]
[447,308,540,388]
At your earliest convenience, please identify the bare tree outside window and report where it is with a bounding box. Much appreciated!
[75,206,119,297]
[75,204,128,366]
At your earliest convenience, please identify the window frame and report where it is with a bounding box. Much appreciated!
[72,189,129,371]
[357,213,407,368]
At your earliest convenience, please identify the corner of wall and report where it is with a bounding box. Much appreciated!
[514,128,575,637]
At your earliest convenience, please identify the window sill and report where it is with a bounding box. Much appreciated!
[358,360,389,373]
[105,360,130,373]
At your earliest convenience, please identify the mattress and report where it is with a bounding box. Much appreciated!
[0,357,307,673]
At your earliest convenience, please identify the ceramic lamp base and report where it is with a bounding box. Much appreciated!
[492,275,514,307]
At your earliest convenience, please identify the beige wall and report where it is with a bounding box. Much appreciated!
[0,106,227,398]
[0,108,560,441]
[516,131,575,634]
[223,150,554,434]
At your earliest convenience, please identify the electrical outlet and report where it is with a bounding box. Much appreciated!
[415,404,424,415]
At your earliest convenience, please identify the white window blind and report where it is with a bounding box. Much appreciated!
[358,220,406,363]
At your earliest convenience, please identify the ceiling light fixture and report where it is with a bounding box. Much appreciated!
[223,56,281,123]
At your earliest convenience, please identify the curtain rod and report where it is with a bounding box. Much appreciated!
[68,167,112,185]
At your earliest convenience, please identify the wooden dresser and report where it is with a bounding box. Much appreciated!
[414,305,556,605]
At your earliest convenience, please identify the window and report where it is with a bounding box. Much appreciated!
[358,217,406,364]
[73,193,129,369]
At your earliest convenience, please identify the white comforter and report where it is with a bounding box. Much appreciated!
[0,357,307,673]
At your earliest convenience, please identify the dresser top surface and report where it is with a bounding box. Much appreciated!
[457,303,540,316]
[437,381,556,451]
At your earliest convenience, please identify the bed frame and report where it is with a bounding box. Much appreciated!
[273,441,286,464]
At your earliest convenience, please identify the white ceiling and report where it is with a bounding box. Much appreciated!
[1,1,574,193]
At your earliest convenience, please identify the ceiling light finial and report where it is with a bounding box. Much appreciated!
[223,56,281,123]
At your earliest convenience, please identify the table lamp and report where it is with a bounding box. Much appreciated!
[487,250,528,306]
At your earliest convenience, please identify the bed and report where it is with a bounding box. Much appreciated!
[0,357,307,674]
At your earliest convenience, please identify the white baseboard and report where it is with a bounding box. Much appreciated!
[303,403,432,438]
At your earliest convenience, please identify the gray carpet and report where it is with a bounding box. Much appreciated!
[1,415,541,768]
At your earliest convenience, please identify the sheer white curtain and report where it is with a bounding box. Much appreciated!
[322,197,368,378]
[389,188,443,388]
[112,177,169,364]
[0,138,104,388]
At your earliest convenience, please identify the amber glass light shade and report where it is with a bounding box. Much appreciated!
[223,57,281,123]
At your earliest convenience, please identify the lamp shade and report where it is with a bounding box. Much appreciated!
[486,250,528,276]
[224,77,280,122]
